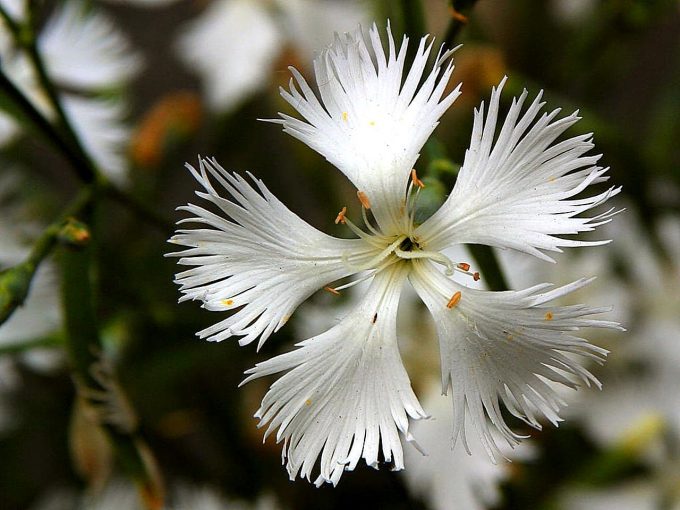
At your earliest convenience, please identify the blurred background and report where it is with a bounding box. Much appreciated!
[0,0,679,509]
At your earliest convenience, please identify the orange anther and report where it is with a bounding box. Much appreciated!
[335,206,347,224]
[446,291,462,309]
[449,6,468,23]
[544,311,553,321]
[324,286,341,296]
[457,262,470,271]
[473,272,480,281]
[411,169,426,189]
[357,191,371,209]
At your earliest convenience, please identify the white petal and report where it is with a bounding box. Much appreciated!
[417,78,621,262]
[39,1,142,89]
[62,94,131,185]
[241,264,426,486]
[270,22,461,234]
[168,157,379,349]
[410,260,621,460]
[176,0,282,111]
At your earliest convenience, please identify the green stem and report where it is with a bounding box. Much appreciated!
[23,1,98,182]
[60,207,163,509]
[0,69,96,183]
[0,187,94,326]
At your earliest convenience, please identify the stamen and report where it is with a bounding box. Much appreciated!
[346,235,407,271]
[361,205,382,236]
[457,262,470,271]
[324,286,341,295]
[449,6,468,23]
[446,291,462,309]
[357,190,371,209]
[335,206,347,224]
[394,247,456,275]
[411,169,425,189]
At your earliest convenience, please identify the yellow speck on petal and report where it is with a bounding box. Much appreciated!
[341,111,348,121]
[368,120,375,126]
[305,399,312,407]
[279,315,290,327]
[446,291,462,309]
[545,311,553,321]
[221,299,233,306]
[548,176,556,182]
[357,190,371,209]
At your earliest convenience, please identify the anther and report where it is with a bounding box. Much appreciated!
[544,311,553,321]
[324,286,341,296]
[446,291,462,309]
[357,191,371,209]
[411,169,425,189]
[457,262,470,271]
[335,206,347,224]
[473,272,480,281]
[449,5,468,23]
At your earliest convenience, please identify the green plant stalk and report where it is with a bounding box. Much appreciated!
[0,70,96,183]
[23,2,99,183]
[0,187,94,327]
[60,211,163,509]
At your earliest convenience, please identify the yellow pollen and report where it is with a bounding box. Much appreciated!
[305,399,312,406]
[411,169,425,189]
[473,272,480,281]
[457,262,470,271]
[357,190,371,209]
[341,111,348,121]
[368,120,376,126]
[335,206,347,224]
[221,299,234,306]
[548,176,556,182]
[545,311,554,321]
[324,286,341,296]
[446,291,462,309]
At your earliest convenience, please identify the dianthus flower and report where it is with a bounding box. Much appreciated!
[169,23,621,486]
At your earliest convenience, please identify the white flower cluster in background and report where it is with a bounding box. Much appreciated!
[176,0,368,112]
[0,1,142,184]
[169,23,622,486]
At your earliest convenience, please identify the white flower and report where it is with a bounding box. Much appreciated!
[170,23,622,485]
[176,0,368,112]
[0,1,141,183]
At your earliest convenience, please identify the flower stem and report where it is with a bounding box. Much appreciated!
[60,206,164,509]
[0,187,94,327]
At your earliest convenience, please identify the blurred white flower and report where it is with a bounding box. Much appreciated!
[170,23,621,485]
[177,0,368,112]
[0,1,141,184]
[404,380,534,510]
